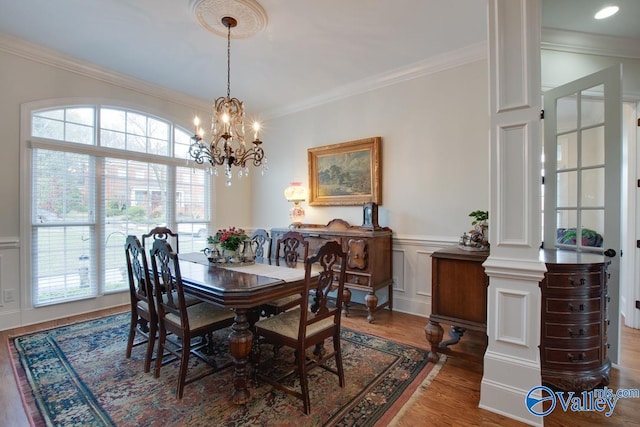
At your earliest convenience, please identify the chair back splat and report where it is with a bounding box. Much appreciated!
[261,230,310,317]
[254,240,347,414]
[275,230,309,267]
[249,228,271,259]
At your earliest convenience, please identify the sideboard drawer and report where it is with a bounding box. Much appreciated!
[345,272,372,288]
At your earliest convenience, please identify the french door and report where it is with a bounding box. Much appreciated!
[543,65,622,363]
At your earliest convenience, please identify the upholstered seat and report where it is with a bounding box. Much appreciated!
[254,240,347,414]
[150,239,235,399]
[255,307,334,340]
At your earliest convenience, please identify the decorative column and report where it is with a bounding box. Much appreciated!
[480,1,547,425]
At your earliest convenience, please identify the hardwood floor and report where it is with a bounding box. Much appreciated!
[2,306,639,426]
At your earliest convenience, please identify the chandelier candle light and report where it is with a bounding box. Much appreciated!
[189,16,266,186]
[284,182,309,227]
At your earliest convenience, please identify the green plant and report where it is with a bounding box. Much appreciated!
[209,227,248,252]
[127,206,147,221]
[469,210,489,226]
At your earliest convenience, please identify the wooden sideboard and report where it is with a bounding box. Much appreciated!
[424,245,611,391]
[271,219,393,323]
[424,246,489,362]
[539,249,611,391]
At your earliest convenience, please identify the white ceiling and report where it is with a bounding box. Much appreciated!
[0,0,637,117]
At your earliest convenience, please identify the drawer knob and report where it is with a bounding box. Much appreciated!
[569,277,586,286]
[567,352,586,362]
[568,328,585,338]
[568,303,585,312]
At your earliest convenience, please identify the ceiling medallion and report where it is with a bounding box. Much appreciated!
[190,0,267,39]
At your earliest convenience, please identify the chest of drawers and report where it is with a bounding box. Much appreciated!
[540,250,611,391]
[271,219,393,323]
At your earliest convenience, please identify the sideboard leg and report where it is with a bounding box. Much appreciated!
[342,288,352,317]
[365,291,378,323]
[425,319,444,363]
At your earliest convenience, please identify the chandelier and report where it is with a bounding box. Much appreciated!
[189,16,266,186]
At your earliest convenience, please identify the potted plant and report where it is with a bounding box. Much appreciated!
[460,210,489,250]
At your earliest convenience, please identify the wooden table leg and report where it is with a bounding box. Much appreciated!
[229,308,252,404]
[425,318,444,363]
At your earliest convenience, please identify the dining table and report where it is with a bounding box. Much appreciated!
[177,252,314,404]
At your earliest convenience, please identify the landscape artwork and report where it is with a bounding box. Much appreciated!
[308,137,381,206]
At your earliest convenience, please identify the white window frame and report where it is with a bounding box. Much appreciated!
[20,98,212,307]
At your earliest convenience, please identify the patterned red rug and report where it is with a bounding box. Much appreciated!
[8,312,442,426]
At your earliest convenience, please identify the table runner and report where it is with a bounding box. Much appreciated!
[179,252,316,283]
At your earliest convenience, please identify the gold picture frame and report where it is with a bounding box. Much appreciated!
[308,137,381,206]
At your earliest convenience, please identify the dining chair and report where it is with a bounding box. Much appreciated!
[149,239,235,399]
[254,240,347,414]
[261,231,310,317]
[142,226,201,307]
[249,228,271,259]
[142,226,179,253]
[124,235,157,373]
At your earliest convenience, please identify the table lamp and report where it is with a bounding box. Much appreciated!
[284,182,308,227]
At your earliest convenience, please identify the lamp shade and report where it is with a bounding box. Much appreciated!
[284,182,308,202]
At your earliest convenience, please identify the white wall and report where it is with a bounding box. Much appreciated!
[542,49,640,97]
[255,60,490,236]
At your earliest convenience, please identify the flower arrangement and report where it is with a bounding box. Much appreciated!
[208,226,248,252]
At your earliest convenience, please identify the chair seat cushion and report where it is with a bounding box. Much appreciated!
[266,294,301,308]
[166,303,234,330]
[161,291,202,307]
[255,308,334,340]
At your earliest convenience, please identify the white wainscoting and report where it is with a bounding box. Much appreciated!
[0,237,21,328]
[389,235,457,318]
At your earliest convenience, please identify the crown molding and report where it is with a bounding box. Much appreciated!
[0,32,209,111]
[264,41,488,119]
[541,28,640,60]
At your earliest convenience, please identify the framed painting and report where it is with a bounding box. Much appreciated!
[308,137,381,206]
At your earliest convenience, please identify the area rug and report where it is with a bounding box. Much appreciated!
[8,312,442,427]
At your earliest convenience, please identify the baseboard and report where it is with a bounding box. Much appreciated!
[479,351,542,426]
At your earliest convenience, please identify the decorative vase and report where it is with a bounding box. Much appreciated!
[223,246,241,263]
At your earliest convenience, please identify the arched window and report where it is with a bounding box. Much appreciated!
[25,102,211,306]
